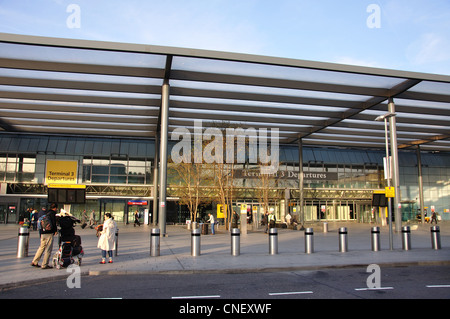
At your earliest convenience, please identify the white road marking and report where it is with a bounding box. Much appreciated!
[355,287,394,291]
[172,295,221,299]
[268,291,313,296]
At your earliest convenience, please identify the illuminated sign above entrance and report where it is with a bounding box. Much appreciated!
[234,169,338,181]
[45,160,78,185]
[128,200,148,206]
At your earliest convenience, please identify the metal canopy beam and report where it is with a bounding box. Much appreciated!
[398,134,450,149]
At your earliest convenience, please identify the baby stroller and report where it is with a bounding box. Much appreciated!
[52,214,84,269]
[52,237,83,269]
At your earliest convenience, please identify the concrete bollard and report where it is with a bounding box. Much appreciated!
[371,226,381,251]
[305,228,314,254]
[431,226,441,250]
[269,228,278,255]
[191,227,201,256]
[338,227,348,252]
[17,226,29,258]
[150,228,160,257]
[231,228,240,256]
[323,222,328,233]
[402,226,411,250]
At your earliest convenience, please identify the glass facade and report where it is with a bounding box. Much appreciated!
[82,156,152,185]
[0,155,36,183]
[0,134,449,224]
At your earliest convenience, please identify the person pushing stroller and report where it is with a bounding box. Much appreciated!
[52,210,84,268]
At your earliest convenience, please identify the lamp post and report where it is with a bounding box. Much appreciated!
[375,112,396,251]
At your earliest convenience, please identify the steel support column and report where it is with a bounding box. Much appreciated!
[416,145,425,225]
[152,130,159,226]
[388,98,401,232]
[158,80,170,236]
[298,138,304,228]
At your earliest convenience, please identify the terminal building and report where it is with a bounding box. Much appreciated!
[0,33,448,233]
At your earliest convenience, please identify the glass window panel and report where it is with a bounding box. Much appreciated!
[91,175,108,183]
[92,158,110,166]
[82,165,91,183]
[128,160,145,167]
[6,156,17,181]
[0,156,6,181]
[6,159,17,172]
[91,158,110,175]
[128,166,145,175]
[21,161,35,173]
[128,175,145,184]
[110,159,128,175]
[109,175,127,183]
[110,165,127,175]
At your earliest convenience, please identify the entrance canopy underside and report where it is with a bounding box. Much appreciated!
[0,33,449,153]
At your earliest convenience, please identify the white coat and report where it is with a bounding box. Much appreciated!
[97,218,117,251]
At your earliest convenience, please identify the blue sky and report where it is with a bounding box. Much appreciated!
[0,0,449,75]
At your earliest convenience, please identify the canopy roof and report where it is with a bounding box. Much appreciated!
[0,33,449,152]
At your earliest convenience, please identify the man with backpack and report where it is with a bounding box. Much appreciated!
[31,203,58,269]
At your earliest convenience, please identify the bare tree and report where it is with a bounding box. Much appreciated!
[208,121,241,230]
[169,160,203,223]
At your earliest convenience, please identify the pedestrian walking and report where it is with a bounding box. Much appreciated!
[263,212,269,233]
[207,213,215,235]
[285,212,292,227]
[431,212,438,224]
[268,210,276,229]
[97,213,117,264]
[31,203,58,269]
[37,207,47,220]
[134,210,141,227]
[231,210,240,229]
[31,209,38,231]
[89,210,96,228]
[81,210,89,229]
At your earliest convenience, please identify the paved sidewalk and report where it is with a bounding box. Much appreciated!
[1,221,449,289]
